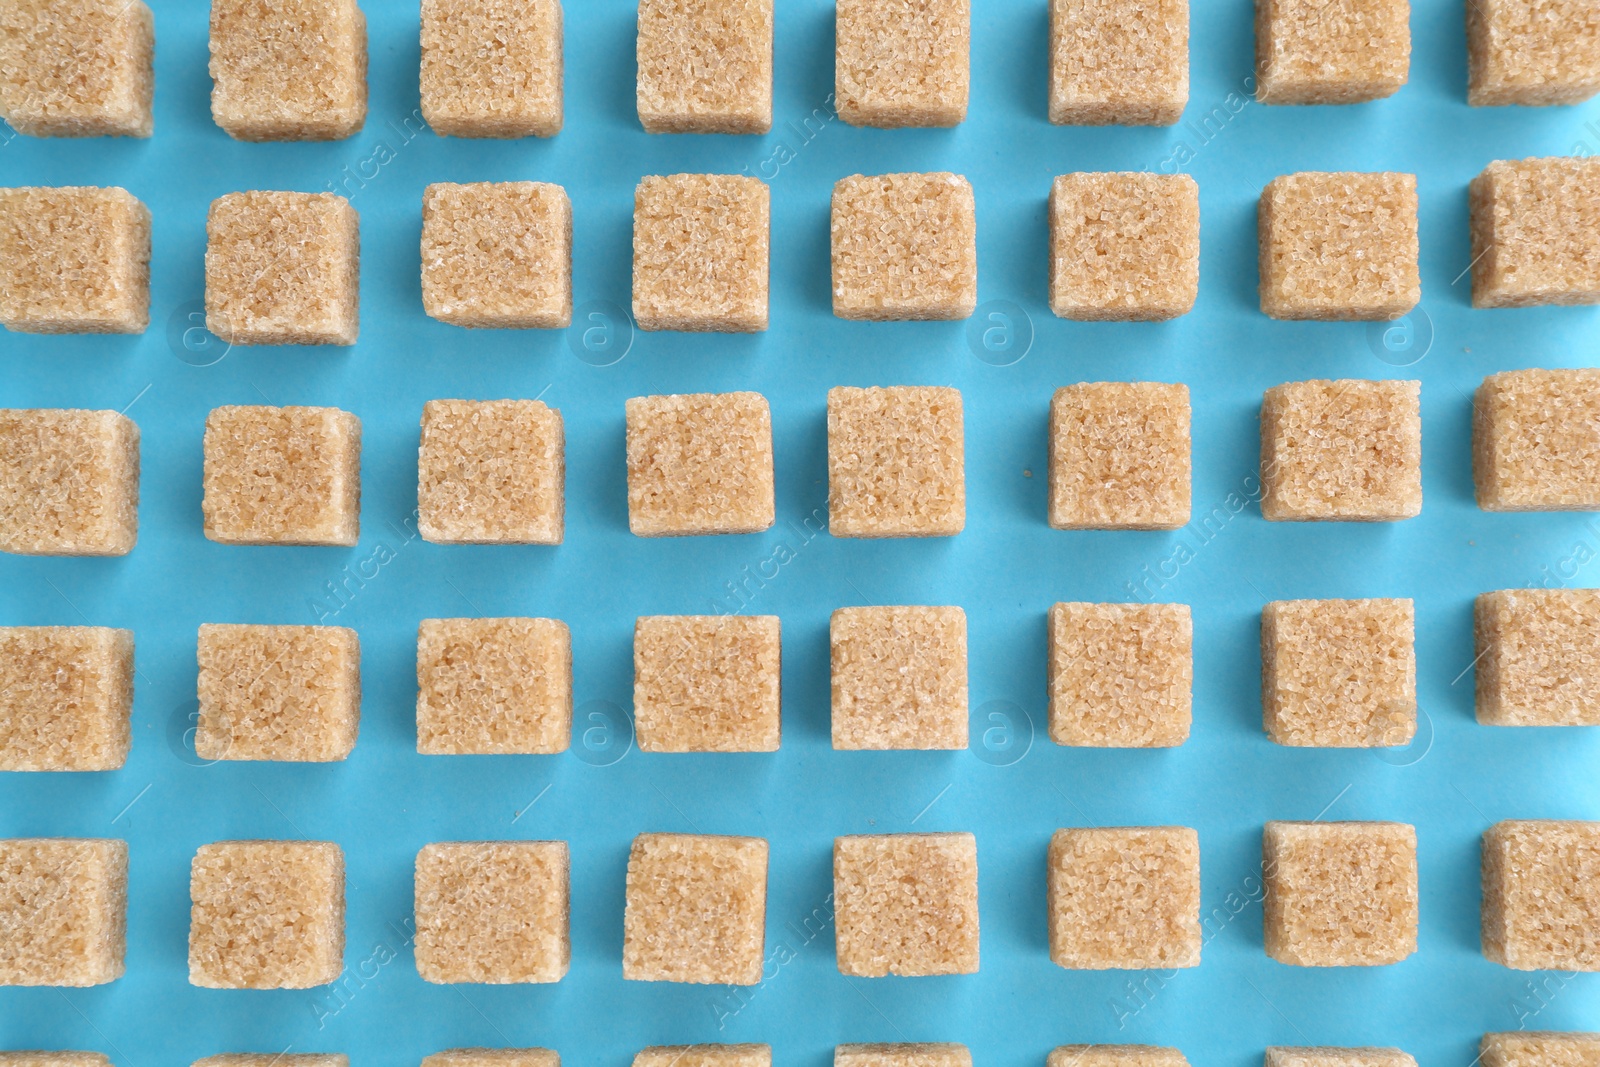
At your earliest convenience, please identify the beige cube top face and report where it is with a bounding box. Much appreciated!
[421,0,562,138]
[626,392,775,536]
[0,0,152,137]
[195,1058,348,1067]
[1259,172,1419,320]
[633,174,769,332]
[1469,0,1600,105]
[638,1047,770,1067]
[414,841,571,984]
[1481,1033,1600,1067]
[202,405,361,546]
[622,833,768,985]
[1262,598,1416,748]
[417,618,572,755]
[0,626,133,771]
[1048,1048,1190,1067]
[1266,1049,1417,1067]
[205,192,360,346]
[635,615,781,753]
[0,1055,113,1067]
[1256,0,1410,103]
[1260,379,1422,522]
[196,624,361,762]
[1048,603,1192,748]
[1483,820,1600,971]
[419,399,565,544]
[0,838,126,987]
[836,1047,971,1067]
[637,0,772,133]
[209,0,367,141]
[1263,820,1418,966]
[422,184,572,329]
[1049,382,1192,529]
[1049,0,1188,125]
[1471,159,1600,308]
[831,174,977,320]
[188,840,345,989]
[1477,589,1600,726]
[1047,827,1201,969]
[827,386,965,537]
[425,1052,559,1067]
[831,606,968,750]
[0,409,139,556]
[1049,175,1199,321]
[834,832,978,976]
[835,0,969,127]
[0,187,150,334]
[1475,369,1600,510]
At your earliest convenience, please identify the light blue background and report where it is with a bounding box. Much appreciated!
[2,0,1599,1064]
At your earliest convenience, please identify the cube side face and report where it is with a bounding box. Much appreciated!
[1048,1048,1190,1067]
[625,392,776,536]
[827,386,966,537]
[1477,590,1600,726]
[1049,176,1199,321]
[1481,1033,1600,1067]
[1256,0,1410,103]
[0,1055,113,1067]
[202,406,362,546]
[417,618,572,754]
[637,0,773,134]
[209,0,367,141]
[421,184,573,329]
[831,175,977,320]
[1262,598,1417,747]
[1047,827,1201,969]
[833,833,979,976]
[1048,0,1188,125]
[831,607,968,750]
[1263,821,1418,966]
[836,1047,971,1067]
[418,399,565,544]
[421,0,563,137]
[622,833,768,985]
[0,838,127,986]
[632,175,769,333]
[637,1047,769,1067]
[0,627,133,771]
[189,840,345,988]
[1047,603,1193,747]
[196,624,361,762]
[1260,379,1422,522]
[0,187,151,334]
[0,0,153,137]
[634,615,781,753]
[1259,173,1420,320]
[425,1052,560,1067]
[1047,382,1192,529]
[414,841,571,983]
[1266,1050,1417,1067]
[1468,0,1600,105]
[835,0,970,127]
[0,409,139,557]
[1474,369,1600,510]
[1470,160,1600,308]
[1483,820,1600,971]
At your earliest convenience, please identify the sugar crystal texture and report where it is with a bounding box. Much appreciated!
[1482,820,1600,970]
[831,174,976,320]
[0,409,138,556]
[635,615,781,752]
[827,386,964,537]
[1048,1048,1190,1067]
[421,183,572,329]
[0,1056,112,1067]
[626,392,774,536]
[414,841,570,983]
[202,405,361,546]
[1048,827,1201,969]
[1259,173,1419,319]
[637,0,772,133]
[1475,370,1600,510]
[209,0,367,141]
[418,399,564,544]
[1048,603,1192,748]
[1049,382,1191,529]
[835,0,969,127]
[623,833,767,984]
[1262,598,1416,747]
[1049,0,1188,125]
[1049,175,1199,320]
[423,1052,558,1067]
[0,838,126,986]
[1266,1050,1417,1067]
[637,1048,769,1067]
[1476,589,1600,725]
[0,187,149,334]
[188,840,344,988]
[834,833,978,976]
[1263,820,1418,966]
[0,0,152,137]
[194,1058,346,1067]
[831,606,967,751]
[1469,0,1600,105]
[633,174,769,332]
[417,618,571,754]
[0,627,132,771]
[1260,379,1422,522]
[421,0,562,137]
[1470,159,1600,307]
[196,624,360,762]
[1480,1034,1600,1067]
[1256,0,1410,103]
[836,1048,970,1067]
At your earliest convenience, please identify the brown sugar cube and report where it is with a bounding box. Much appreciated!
[202,405,361,546]
[637,0,772,134]
[421,0,562,138]
[1476,589,1600,726]
[206,192,360,345]
[1475,369,1600,510]
[425,1052,558,1067]
[1260,379,1422,522]
[189,840,344,988]
[1048,0,1188,125]
[210,0,366,141]
[634,615,780,753]
[419,399,564,544]
[1048,382,1192,529]
[1469,0,1600,105]
[1267,1050,1416,1067]
[0,1056,112,1067]
[835,0,969,127]
[194,1058,346,1067]
[1050,1048,1190,1067]
[417,618,571,755]
[1047,827,1201,969]
[421,184,572,329]
[834,832,978,976]
[1256,0,1409,103]
[837,1047,969,1067]
[828,386,965,537]
[1049,175,1199,320]
[1259,173,1419,319]
[1263,820,1418,966]
[0,187,150,334]
[0,626,133,771]
[626,392,774,536]
[633,174,768,332]
[196,624,360,762]
[1483,820,1600,970]
[622,832,767,985]
[0,0,152,137]
[1471,159,1600,308]
[1262,598,1416,748]
[639,1048,769,1067]
[1481,1034,1600,1067]
[414,841,570,983]
[1048,603,1192,748]
[831,174,977,320]
[0,409,138,556]
[831,606,966,751]
[0,838,126,986]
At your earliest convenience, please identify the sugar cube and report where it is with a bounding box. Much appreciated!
[417,618,571,755]
[0,409,138,556]
[0,838,126,986]
[1256,0,1410,103]
[1263,820,1418,966]
[1049,175,1199,320]
[622,832,768,985]
[1260,379,1422,522]
[1048,827,1201,969]
[425,1052,558,1067]
[638,1047,769,1067]
[195,624,360,762]
[202,405,361,546]
[831,606,967,750]
[0,0,152,137]
[827,386,965,538]
[1481,1034,1600,1067]
[1475,369,1600,510]
[1471,159,1600,307]
[1469,0,1600,105]
[835,0,969,127]
[418,399,564,544]
[1048,603,1192,748]
[637,0,772,133]
[1049,1048,1189,1067]
[626,392,774,537]
[834,833,978,976]
[421,0,562,137]
[831,174,977,320]
[0,187,149,334]
[189,840,344,988]
[1262,598,1416,747]
[0,626,132,771]
[209,0,367,141]
[0,1056,111,1067]
[195,1058,346,1067]
[1482,820,1600,971]
[1476,589,1600,726]
[414,841,570,983]
[634,615,781,753]
[1048,382,1192,529]
[1259,172,1419,319]
[1267,1050,1416,1067]
[837,1048,969,1067]
[421,183,572,329]
[633,174,769,332]
[1049,0,1188,125]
